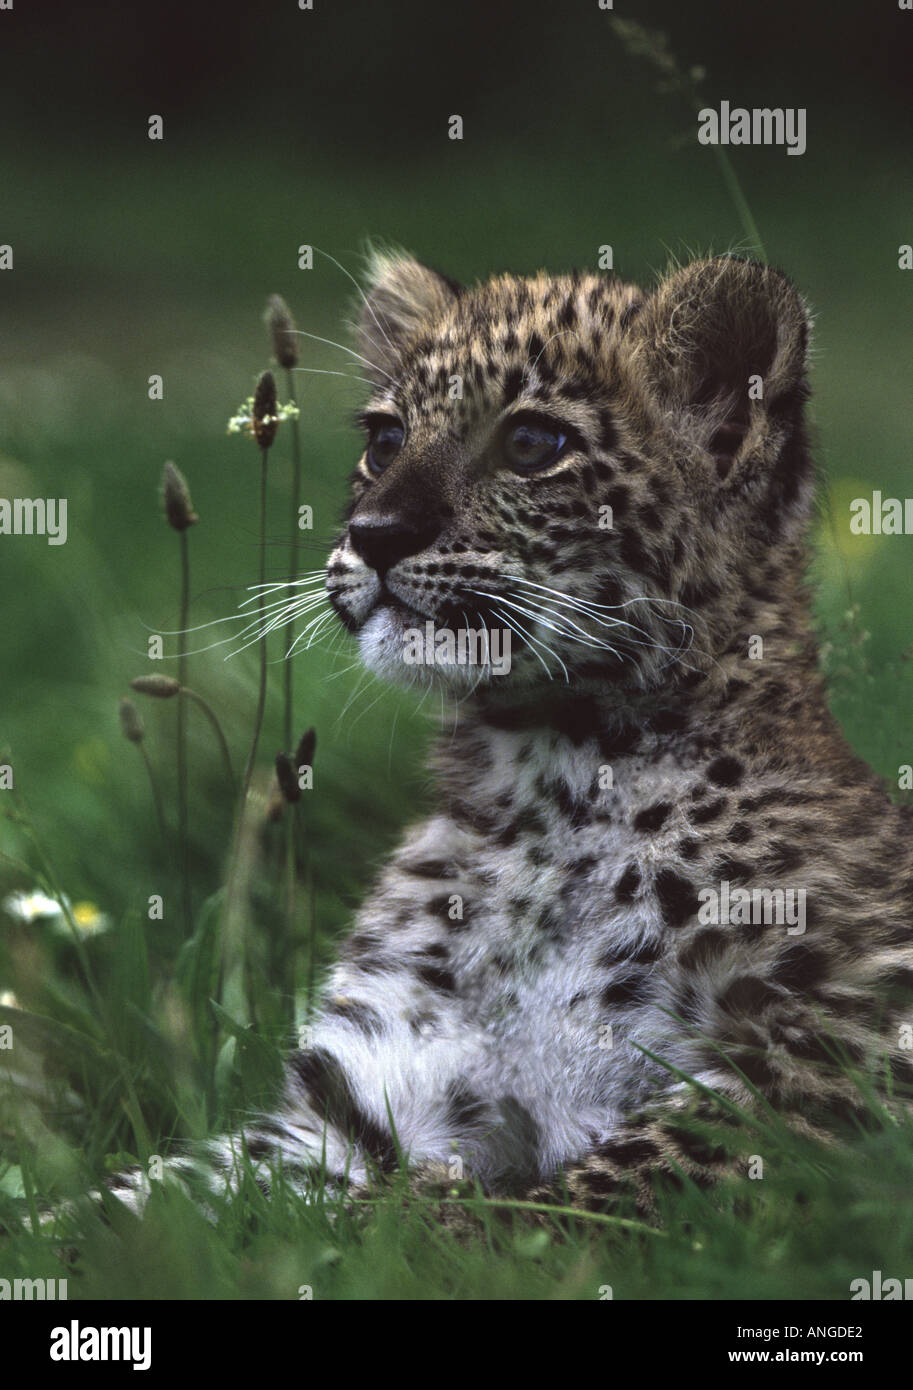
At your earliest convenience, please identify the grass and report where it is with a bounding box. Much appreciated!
[1,82,912,1296]
[3,1080,913,1300]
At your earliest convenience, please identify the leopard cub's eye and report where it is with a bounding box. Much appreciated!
[503,414,570,475]
[365,418,405,475]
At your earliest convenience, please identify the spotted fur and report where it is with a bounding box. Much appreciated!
[108,253,913,1220]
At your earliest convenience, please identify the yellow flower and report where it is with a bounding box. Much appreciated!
[3,888,112,937]
[68,901,112,937]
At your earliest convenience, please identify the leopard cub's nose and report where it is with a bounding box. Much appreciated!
[348,513,441,577]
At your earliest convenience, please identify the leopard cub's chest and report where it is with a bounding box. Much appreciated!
[445,743,702,973]
[436,815,681,1153]
[438,749,706,1086]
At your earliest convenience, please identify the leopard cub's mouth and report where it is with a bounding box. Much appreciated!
[327,561,513,688]
[325,570,433,632]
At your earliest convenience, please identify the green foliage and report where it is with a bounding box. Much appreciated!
[3,1101,913,1300]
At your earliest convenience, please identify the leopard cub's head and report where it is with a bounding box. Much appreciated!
[326,249,812,700]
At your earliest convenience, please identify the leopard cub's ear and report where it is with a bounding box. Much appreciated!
[357,247,461,385]
[629,257,811,482]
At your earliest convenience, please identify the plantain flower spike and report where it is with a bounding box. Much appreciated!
[119,698,145,743]
[294,727,317,772]
[265,294,299,370]
[131,675,180,699]
[275,750,300,804]
[253,371,279,449]
[162,460,199,531]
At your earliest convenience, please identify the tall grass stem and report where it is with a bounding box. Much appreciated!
[181,686,236,791]
[177,529,191,935]
[242,449,270,802]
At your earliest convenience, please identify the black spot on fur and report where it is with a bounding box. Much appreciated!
[598,1134,660,1165]
[680,578,721,608]
[534,902,565,940]
[877,964,913,1000]
[614,863,641,902]
[790,1032,865,1066]
[343,933,386,973]
[598,723,641,758]
[600,937,662,966]
[409,1010,438,1035]
[325,999,385,1035]
[633,802,671,832]
[445,1082,489,1131]
[619,300,643,332]
[655,869,700,928]
[675,982,704,1025]
[606,485,629,518]
[550,779,591,828]
[679,928,729,971]
[557,298,578,331]
[595,576,624,607]
[426,892,468,928]
[290,1050,397,1170]
[732,1049,777,1090]
[600,972,652,1007]
[619,529,650,575]
[501,366,524,404]
[581,1167,624,1198]
[598,411,618,451]
[245,1135,273,1160]
[766,839,805,874]
[692,797,726,824]
[417,962,456,994]
[402,859,457,880]
[651,707,689,736]
[738,789,818,813]
[770,942,830,991]
[712,857,752,882]
[718,976,782,1015]
[664,1124,729,1168]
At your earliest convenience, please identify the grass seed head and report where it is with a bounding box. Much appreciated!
[294,727,317,770]
[161,460,199,531]
[265,294,299,369]
[253,371,279,449]
[119,698,145,743]
[275,751,300,804]
[131,674,181,698]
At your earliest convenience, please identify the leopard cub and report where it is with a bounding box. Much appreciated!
[113,252,913,1215]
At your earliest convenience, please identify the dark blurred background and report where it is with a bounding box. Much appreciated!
[0,0,911,925]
